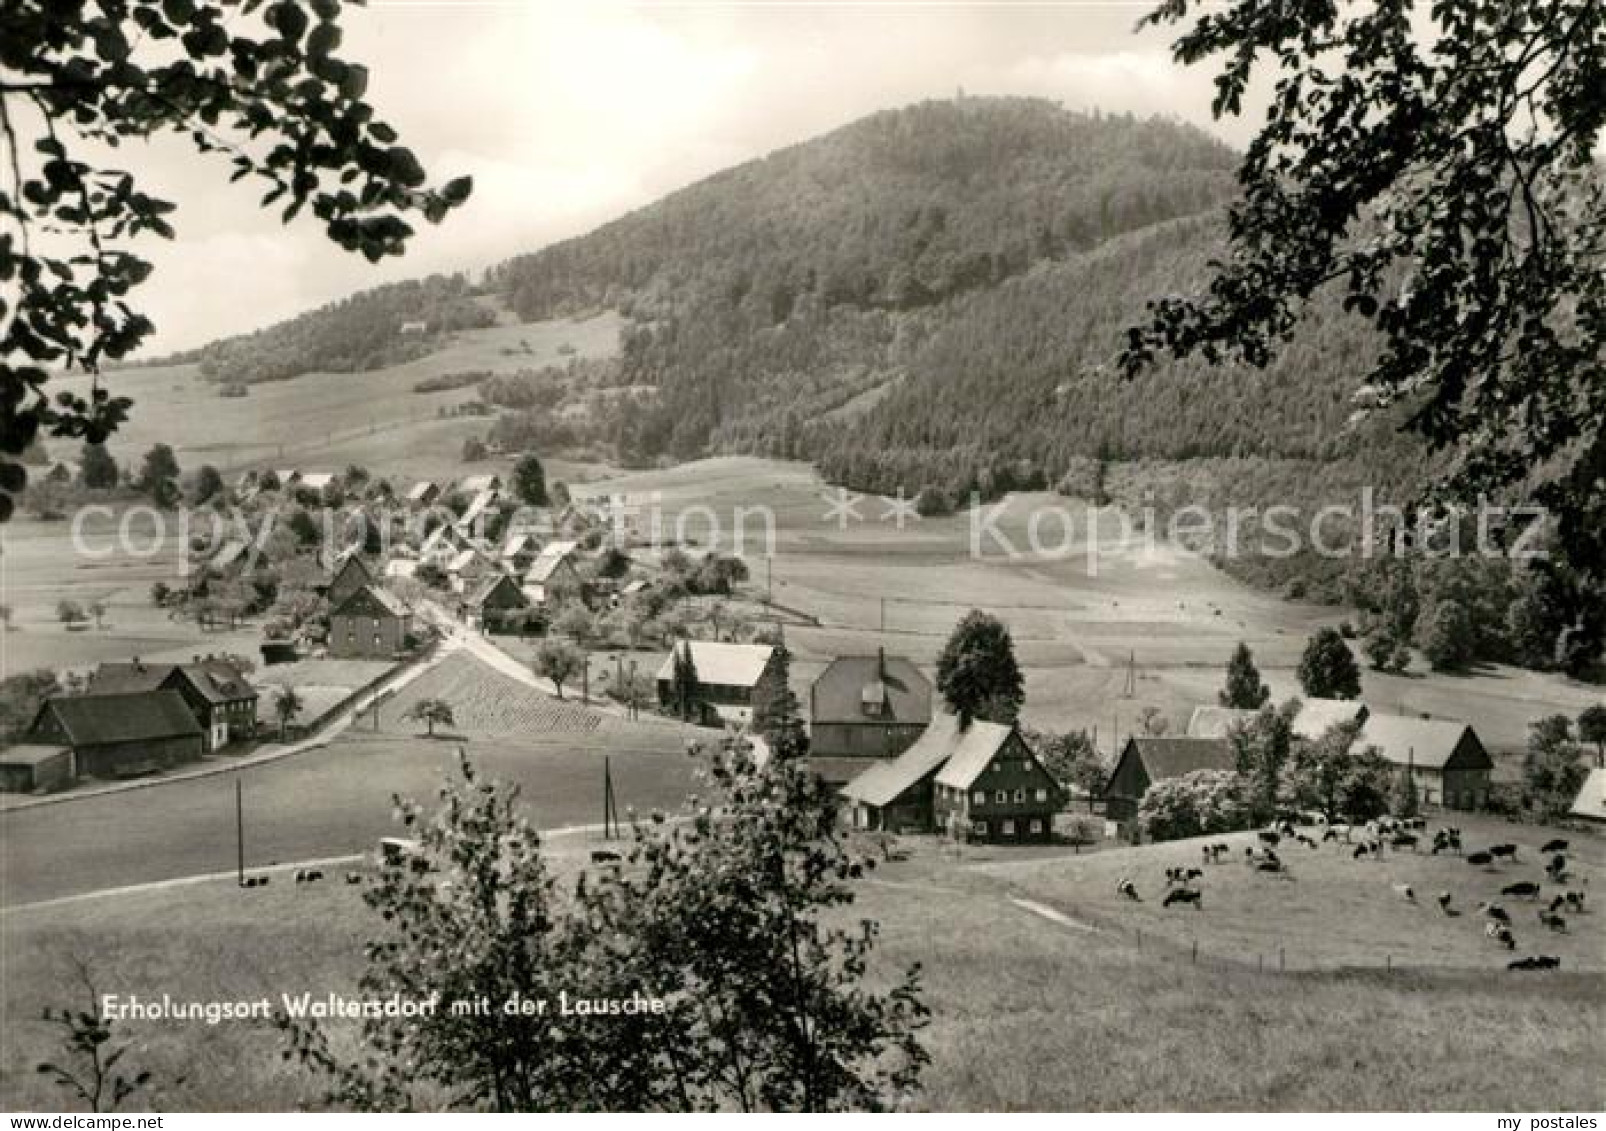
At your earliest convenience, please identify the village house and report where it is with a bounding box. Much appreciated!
[1571,767,1605,823]
[89,656,258,751]
[26,691,205,779]
[1102,736,1236,824]
[807,651,933,786]
[655,640,779,725]
[325,552,376,609]
[447,546,502,595]
[1187,697,1370,742]
[0,744,76,794]
[1355,713,1492,810]
[464,573,529,632]
[328,583,412,659]
[405,480,441,507]
[522,540,583,605]
[840,711,1061,842]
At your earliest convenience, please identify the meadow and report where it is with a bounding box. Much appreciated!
[1,828,1601,1112]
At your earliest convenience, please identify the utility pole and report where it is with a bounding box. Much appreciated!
[581,651,590,706]
[235,777,244,887]
[880,596,886,635]
[766,555,773,605]
[627,659,639,720]
[602,756,618,839]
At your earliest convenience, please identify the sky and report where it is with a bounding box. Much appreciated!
[104,1,1264,354]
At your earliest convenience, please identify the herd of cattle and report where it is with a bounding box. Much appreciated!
[1115,816,1590,972]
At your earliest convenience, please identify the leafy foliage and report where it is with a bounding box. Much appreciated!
[1138,768,1250,842]
[36,958,160,1112]
[1296,627,1361,701]
[1123,0,1606,580]
[1,0,472,521]
[934,609,1024,726]
[1523,714,1589,820]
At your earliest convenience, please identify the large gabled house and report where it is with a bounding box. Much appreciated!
[464,573,529,631]
[325,552,376,609]
[807,651,932,786]
[90,656,257,751]
[1355,713,1492,810]
[1102,736,1236,824]
[655,641,779,726]
[27,691,205,779]
[841,712,1062,842]
[329,584,412,659]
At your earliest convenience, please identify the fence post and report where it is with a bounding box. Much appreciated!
[1386,954,1392,972]
[1191,940,1198,965]
[1279,946,1285,972]
[1136,928,1142,952]
[1257,953,1263,973]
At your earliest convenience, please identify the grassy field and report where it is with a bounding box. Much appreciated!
[574,457,1604,750]
[979,816,1605,973]
[1,829,1600,1111]
[0,649,704,907]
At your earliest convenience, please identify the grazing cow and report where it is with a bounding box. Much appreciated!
[1162,888,1202,908]
[1540,838,1568,855]
[1390,834,1419,852]
[590,849,622,865]
[1256,860,1287,875]
[1202,846,1213,867]
[1508,955,1561,971]
[1481,902,1511,924]
[1546,854,1568,882]
[1117,878,1141,901]
[294,869,306,884]
[1485,921,1516,949]
[1467,851,1493,867]
[1258,830,1281,848]
[1538,910,1567,933]
[1549,895,1568,913]
[1502,881,1542,900]
[1402,817,1427,832]
[1488,844,1519,863]
[1564,891,1586,912]
[1436,891,1454,914]
[1353,844,1372,860]
[1392,883,1416,902]
[345,872,362,884]
[1295,833,1318,848]
[1185,867,1204,881]
[1323,827,1340,843]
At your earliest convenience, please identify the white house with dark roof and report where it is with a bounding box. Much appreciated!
[655,640,778,725]
[1355,713,1492,809]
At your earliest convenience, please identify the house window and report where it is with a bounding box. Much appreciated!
[970,821,987,837]
[1002,820,1015,836]
[1029,819,1043,834]
[994,790,1007,804]
[972,791,984,805]
[1013,789,1025,803]
[1035,788,1048,803]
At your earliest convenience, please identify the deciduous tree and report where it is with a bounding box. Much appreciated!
[935,609,1024,726]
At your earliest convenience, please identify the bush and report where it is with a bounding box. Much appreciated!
[1139,769,1251,842]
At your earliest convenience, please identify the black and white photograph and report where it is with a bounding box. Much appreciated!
[1,0,1603,1116]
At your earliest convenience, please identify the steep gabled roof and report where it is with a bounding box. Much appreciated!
[810,654,932,726]
[653,641,774,688]
[467,572,526,609]
[405,480,438,502]
[931,713,1022,790]
[36,691,202,746]
[526,540,581,583]
[331,583,410,620]
[92,659,255,704]
[1188,698,1368,742]
[1124,736,1235,783]
[1357,714,1490,770]
[1571,768,1606,822]
[840,722,958,808]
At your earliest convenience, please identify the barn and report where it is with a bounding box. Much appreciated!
[0,745,75,794]
[90,656,257,751]
[1187,698,1368,742]
[807,651,932,785]
[328,584,412,659]
[465,573,529,632]
[1102,736,1235,824]
[523,541,582,605]
[1355,714,1492,810]
[27,691,205,779]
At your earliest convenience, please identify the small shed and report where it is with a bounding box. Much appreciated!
[0,744,75,793]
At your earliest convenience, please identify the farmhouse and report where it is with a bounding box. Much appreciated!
[90,656,258,751]
[841,711,1061,842]
[1102,736,1235,824]
[807,651,933,785]
[328,584,412,659]
[1187,698,1369,742]
[325,552,376,609]
[655,641,779,725]
[523,540,582,605]
[27,691,205,779]
[464,573,529,631]
[1357,714,1492,809]
[446,547,501,594]
[1571,767,1606,823]
[0,744,75,794]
